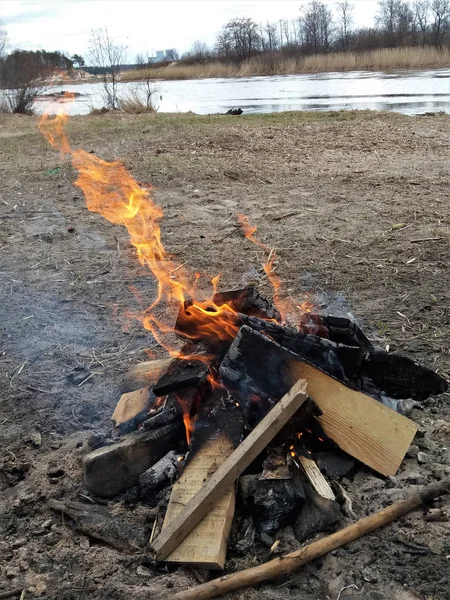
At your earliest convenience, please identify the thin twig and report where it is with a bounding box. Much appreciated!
[216,227,240,242]
[410,237,441,243]
[336,584,360,600]
[9,361,27,388]
[149,510,159,545]
[0,589,24,600]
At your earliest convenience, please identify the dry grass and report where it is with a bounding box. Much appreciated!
[121,46,450,81]
[119,94,157,114]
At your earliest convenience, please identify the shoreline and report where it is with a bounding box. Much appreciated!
[120,46,450,82]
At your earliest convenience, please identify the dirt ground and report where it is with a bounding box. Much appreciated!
[0,110,449,600]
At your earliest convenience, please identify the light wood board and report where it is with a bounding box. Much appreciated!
[152,379,309,561]
[288,361,417,477]
[162,436,235,569]
[297,455,335,501]
[112,387,150,428]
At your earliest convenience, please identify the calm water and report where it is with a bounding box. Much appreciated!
[34,68,450,116]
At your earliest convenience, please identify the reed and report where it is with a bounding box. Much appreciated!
[121,46,450,82]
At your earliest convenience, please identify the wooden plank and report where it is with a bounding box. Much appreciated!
[288,361,418,477]
[297,455,335,501]
[112,387,152,433]
[151,379,309,561]
[162,436,235,569]
[120,358,173,393]
[82,422,182,498]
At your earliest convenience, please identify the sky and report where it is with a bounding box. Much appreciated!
[0,0,379,61]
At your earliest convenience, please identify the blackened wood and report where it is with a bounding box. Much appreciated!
[239,474,306,536]
[236,315,365,385]
[82,421,183,498]
[297,312,373,348]
[213,287,281,322]
[48,499,149,551]
[362,349,448,401]
[151,380,308,560]
[236,315,448,401]
[185,387,245,465]
[153,358,210,397]
[139,451,182,498]
[219,325,337,402]
[141,405,180,430]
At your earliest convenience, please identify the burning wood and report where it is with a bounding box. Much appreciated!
[39,105,449,574]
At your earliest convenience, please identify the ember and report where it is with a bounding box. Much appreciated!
[39,100,449,581]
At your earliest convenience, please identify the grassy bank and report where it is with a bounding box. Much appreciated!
[122,46,450,81]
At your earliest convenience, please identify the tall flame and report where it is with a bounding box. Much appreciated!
[39,99,312,351]
[39,106,240,354]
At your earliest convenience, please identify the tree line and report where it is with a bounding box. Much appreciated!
[182,0,450,64]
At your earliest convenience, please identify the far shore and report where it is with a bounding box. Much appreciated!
[120,46,450,83]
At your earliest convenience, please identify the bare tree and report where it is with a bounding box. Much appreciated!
[261,21,279,52]
[0,22,7,60]
[376,0,414,46]
[301,1,334,53]
[216,17,260,62]
[127,52,159,112]
[431,0,450,44]
[336,1,354,49]
[0,50,53,113]
[413,0,431,35]
[183,40,211,63]
[89,28,127,110]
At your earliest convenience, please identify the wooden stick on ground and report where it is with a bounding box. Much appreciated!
[151,379,309,560]
[171,477,450,600]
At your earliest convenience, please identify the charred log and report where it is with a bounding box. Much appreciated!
[213,287,281,322]
[228,317,447,401]
[239,473,306,536]
[297,313,373,350]
[139,450,183,501]
[153,358,210,397]
[362,349,448,401]
[48,499,149,551]
[293,484,342,543]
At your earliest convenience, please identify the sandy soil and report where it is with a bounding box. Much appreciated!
[0,110,449,600]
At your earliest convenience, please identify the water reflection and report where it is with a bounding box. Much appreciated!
[34,67,450,117]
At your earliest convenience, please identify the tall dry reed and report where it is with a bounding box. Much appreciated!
[121,46,450,82]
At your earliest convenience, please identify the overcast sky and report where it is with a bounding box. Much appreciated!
[1,0,379,60]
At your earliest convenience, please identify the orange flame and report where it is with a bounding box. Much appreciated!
[237,214,313,321]
[39,101,241,354]
[175,393,196,445]
[39,98,312,352]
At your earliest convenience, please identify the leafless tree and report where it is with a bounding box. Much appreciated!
[376,0,414,46]
[301,1,335,53]
[0,22,7,60]
[89,28,127,110]
[413,0,431,35]
[261,21,279,52]
[216,17,260,61]
[128,52,159,112]
[183,40,211,63]
[336,1,354,49]
[430,0,450,44]
[0,50,52,113]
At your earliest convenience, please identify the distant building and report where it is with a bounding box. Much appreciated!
[152,49,178,63]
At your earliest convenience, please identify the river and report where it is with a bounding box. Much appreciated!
[34,68,450,116]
